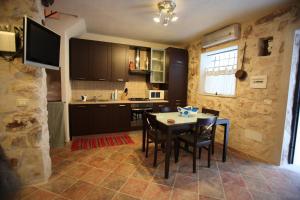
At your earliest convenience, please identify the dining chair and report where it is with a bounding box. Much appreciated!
[160,106,172,113]
[174,116,217,173]
[144,112,167,167]
[201,107,220,155]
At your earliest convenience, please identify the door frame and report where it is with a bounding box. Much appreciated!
[288,46,300,164]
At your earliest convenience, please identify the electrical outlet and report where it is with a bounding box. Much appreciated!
[16,99,29,107]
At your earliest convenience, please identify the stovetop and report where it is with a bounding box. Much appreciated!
[128,98,150,101]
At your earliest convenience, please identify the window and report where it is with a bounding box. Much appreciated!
[200,46,238,96]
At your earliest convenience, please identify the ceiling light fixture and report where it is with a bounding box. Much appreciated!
[153,0,178,26]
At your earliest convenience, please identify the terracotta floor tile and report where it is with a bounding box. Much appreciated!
[109,152,128,162]
[198,176,224,199]
[152,173,176,187]
[41,175,77,194]
[51,155,65,167]
[61,180,95,200]
[249,190,280,200]
[112,162,136,177]
[198,168,220,180]
[143,183,172,200]
[220,171,246,187]
[120,178,149,198]
[124,154,143,165]
[223,184,252,200]
[53,160,75,174]
[198,195,222,200]
[171,188,198,200]
[23,188,58,200]
[217,161,238,173]
[174,174,198,193]
[83,186,116,200]
[87,156,106,168]
[80,168,110,185]
[97,159,121,172]
[112,193,139,200]
[17,186,39,199]
[101,173,128,191]
[132,166,156,181]
[177,163,198,178]
[243,175,273,193]
[65,163,92,178]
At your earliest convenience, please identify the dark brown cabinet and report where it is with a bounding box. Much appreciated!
[89,41,111,81]
[111,44,128,82]
[69,103,131,137]
[165,48,188,111]
[70,38,128,82]
[70,38,90,80]
[69,105,92,136]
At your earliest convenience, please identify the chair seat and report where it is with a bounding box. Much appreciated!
[177,133,212,146]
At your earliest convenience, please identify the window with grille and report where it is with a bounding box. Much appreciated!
[199,46,238,96]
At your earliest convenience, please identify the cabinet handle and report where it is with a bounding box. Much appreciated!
[77,77,86,80]
[77,106,87,108]
[98,78,106,81]
[117,78,124,82]
[175,100,181,102]
[119,105,127,107]
[98,105,107,107]
[158,105,164,107]
[177,60,183,64]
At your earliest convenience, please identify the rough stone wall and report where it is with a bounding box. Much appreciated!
[187,5,300,164]
[0,0,51,184]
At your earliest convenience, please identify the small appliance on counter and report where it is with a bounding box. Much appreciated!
[111,89,118,100]
[81,95,87,101]
[148,90,165,100]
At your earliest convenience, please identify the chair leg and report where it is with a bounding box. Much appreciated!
[153,140,158,167]
[208,144,211,168]
[175,139,179,163]
[193,145,197,173]
[198,147,202,159]
[184,142,189,151]
[145,136,149,158]
[212,138,215,155]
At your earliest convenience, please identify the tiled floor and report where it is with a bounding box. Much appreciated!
[18,131,300,200]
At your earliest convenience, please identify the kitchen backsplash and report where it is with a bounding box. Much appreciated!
[71,75,153,101]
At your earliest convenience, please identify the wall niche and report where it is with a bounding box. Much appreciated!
[258,36,273,56]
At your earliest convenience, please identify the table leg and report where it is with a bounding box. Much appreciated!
[142,114,146,152]
[164,127,172,179]
[222,122,229,162]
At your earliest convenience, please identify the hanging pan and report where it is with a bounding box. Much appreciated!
[235,42,248,80]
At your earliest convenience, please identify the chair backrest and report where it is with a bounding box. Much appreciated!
[194,117,217,140]
[160,106,172,113]
[202,107,220,116]
[144,113,158,131]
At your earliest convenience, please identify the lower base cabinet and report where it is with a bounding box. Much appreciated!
[69,104,130,137]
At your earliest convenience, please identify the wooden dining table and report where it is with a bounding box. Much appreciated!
[142,112,230,179]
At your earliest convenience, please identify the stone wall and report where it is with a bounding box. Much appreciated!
[0,0,51,184]
[187,5,300,164]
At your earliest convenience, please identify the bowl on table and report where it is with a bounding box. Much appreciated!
[177,106,199,117]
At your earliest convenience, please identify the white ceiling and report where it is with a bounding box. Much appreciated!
[51,0,293,45]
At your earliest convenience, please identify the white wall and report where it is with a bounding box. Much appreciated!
[46,16,86,142]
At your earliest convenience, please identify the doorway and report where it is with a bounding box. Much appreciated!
[288,32,300,165]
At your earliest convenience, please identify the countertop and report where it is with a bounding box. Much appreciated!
[69,99,169,105]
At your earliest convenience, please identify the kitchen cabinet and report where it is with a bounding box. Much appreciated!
[69,103,131,137]
[150,49,166,83]
[70,38,90,80]
[89,41,112,81]
[111,104,131,132]
[165,48,188,111]
[111,44,129,82]
[69,104,92,136]
[70,39,128,82]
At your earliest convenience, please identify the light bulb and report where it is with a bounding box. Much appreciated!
[153,17,160,23]
[171,15,178,22]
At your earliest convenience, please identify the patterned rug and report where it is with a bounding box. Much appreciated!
[71,133,134,151]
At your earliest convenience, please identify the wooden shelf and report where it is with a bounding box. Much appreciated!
[129,69,151,75]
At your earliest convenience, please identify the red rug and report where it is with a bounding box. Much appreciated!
[71,133,134,151]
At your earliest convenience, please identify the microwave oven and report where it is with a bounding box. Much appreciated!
[148,90,165,100]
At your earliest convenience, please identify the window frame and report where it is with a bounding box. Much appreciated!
[199,45,238,98]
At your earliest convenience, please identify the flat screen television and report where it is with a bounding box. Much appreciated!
[23,16,60,70]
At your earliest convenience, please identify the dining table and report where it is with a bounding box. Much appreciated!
[142,112,230,179]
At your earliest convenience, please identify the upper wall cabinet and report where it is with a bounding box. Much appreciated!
[150,49,165,83]
[70,38,128,82]
[111,44,129,82]
[70,38,90,80]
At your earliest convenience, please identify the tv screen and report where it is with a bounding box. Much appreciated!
[23,16,60,70]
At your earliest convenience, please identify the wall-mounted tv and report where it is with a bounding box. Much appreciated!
[23,16,60,70]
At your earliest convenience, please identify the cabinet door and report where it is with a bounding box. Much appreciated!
[111,44,128,82]
[69,105,92,137]
[92,104,113,133]
[89,41,111,81]
[111,104,131,132]
[70,38,90,80]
